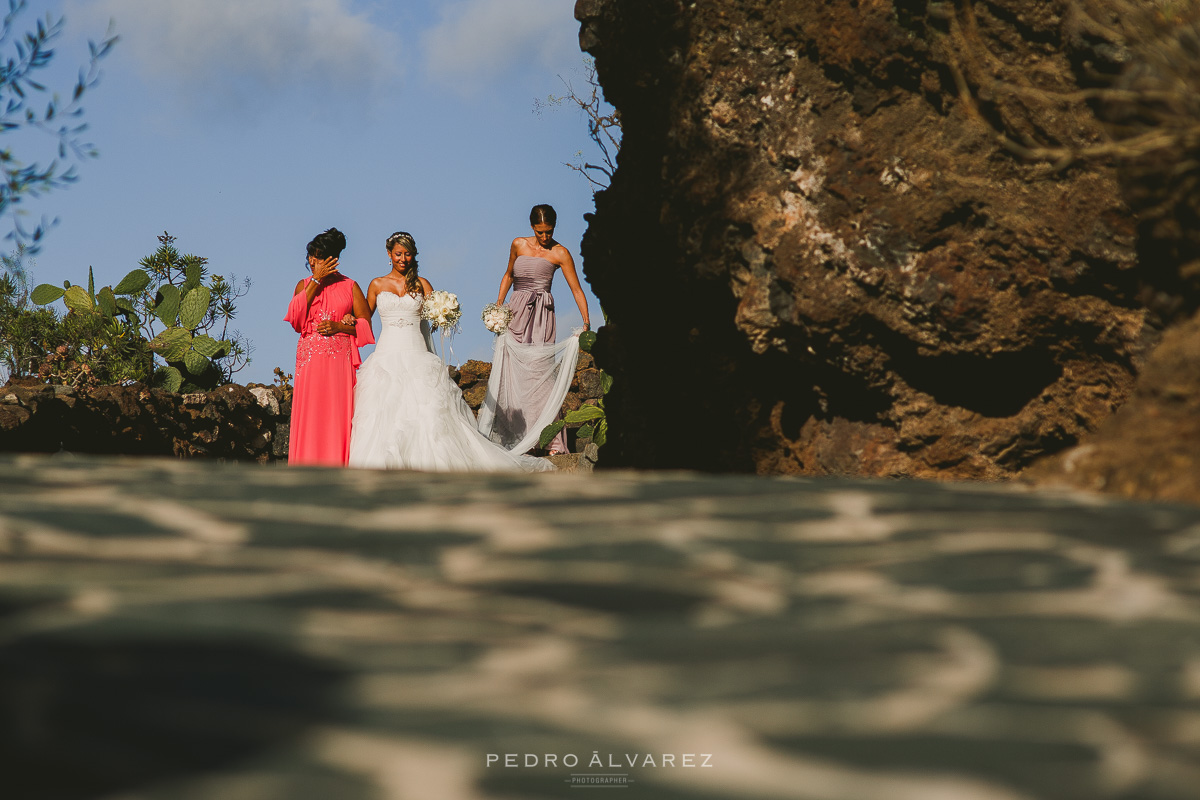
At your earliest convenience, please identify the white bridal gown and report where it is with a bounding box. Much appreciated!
[348,291,553,472]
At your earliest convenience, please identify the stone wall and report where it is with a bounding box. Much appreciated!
[575,0,1193,481]
[0,378,291,462]
[0,353,608,463]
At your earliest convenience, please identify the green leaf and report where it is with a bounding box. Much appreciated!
[578,423,594,439]
[150,327,192,361]
[538,420,567,450]
[87,266,95,301]
[113,268,151,295]
[183,349,210,376]
[594,419,607,447]
[600,370,613,394]
[154,365,182,393]
[184,258,202,291]
[63,285,94,314]
[579,330,597,352]
[155,284,180,327]
[30,283,64,305]
[564,405,605,424]
[179,285,211,330]
[97,286,117,317]
[114,296,137,317]
[191,334,223,357]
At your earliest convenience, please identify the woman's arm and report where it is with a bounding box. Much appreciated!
[285,278,311,333]
[351,281,371,320]
[496,239,519,305]
[305,256,339,309]
[350,281,375,347]
[366,278,383,315]
[557,248,591,330]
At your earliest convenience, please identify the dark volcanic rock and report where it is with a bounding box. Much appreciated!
[576,0,1166,479]
[0,381,290,462]
[1028,309,1200,504]
[0,351,608,463]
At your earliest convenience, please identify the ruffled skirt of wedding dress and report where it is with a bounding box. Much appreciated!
[348,333,553,472]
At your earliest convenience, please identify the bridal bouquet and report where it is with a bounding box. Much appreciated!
[420,290,462,330]
[481,302,513,334]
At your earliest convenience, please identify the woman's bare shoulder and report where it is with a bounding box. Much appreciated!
[293,277,308,295]
[551,243,573,264]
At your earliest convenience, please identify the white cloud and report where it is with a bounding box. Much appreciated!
[69,0,400,109]
[423,0,579,87]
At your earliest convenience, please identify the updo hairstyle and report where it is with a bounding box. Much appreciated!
[529,204,557,227]
[306,227,347,265]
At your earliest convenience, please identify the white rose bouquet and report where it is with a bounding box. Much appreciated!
[420,290,462,330]
[481,302,514,334]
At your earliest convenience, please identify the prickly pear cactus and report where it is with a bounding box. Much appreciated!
[149,281,230,392]
[32,268,150,323]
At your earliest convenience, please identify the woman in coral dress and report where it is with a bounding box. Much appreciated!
[284,228,373,466]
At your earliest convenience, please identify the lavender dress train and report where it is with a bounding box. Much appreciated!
[477,255,580,454]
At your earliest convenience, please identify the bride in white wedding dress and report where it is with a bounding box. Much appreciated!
[347,232,553,472]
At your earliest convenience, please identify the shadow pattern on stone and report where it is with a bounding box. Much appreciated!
[2,455,1200,798]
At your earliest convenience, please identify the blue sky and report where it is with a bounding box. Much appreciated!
[12,0,606,383]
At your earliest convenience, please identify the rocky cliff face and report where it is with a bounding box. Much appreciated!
[576,0,1192,479]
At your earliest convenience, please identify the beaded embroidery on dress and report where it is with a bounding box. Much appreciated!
[348,292,553,472]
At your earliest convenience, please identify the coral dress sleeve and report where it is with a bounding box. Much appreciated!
[285,284,311,333]
[348,315,375,370]
[354,316,375,348]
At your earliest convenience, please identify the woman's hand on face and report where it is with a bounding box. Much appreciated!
[313,256,340,282]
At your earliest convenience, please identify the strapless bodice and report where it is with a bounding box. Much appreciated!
[512,255,556,293]
[375,291,431,351]
[378,291,422,324]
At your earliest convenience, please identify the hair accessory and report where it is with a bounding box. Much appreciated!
[386,231,418,255]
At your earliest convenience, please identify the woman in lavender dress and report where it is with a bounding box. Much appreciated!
[483,204,591,455]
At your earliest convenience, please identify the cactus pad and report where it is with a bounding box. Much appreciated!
[30,284,65,305]
[179,286,211,330]
[113,269,151,295]
[63,286,94,314]
[155,285,180,327]
[150,327,192,362]
[97,287,118,318]
[183,349,211,376]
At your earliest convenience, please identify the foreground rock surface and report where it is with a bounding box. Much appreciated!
[576,0,1183,480]
[3,455,1200,798]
